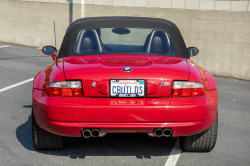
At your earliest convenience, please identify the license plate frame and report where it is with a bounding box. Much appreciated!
[109,79,146,98]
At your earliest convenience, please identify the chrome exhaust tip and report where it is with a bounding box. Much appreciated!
[147,133,155,137]
[98,132,107,137]
[92,129,100,138]
[82,129,92,138]
[154,128,163,137]
[163,128,172,137]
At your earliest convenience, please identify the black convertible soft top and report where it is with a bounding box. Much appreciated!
[58,17,188,59]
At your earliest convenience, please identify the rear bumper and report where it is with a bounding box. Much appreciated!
[33,89,218,137]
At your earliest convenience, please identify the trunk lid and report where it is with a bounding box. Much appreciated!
[64,55,189,97]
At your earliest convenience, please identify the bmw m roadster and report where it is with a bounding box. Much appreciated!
[32,17,218,152]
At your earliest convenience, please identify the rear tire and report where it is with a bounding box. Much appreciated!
[179,112,218,152]
[31,108,67,150]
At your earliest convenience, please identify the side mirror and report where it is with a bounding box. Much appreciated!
[42,46,57,60]
[187,47,199,57]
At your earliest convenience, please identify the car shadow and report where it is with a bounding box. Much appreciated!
[16,109,177,159]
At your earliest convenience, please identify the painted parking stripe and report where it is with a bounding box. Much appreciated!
[164,139,182,166]
[0,45,10,48]
[0,78,34,93]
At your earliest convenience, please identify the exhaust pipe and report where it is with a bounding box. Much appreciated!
[82,129,92,138]
[154,128,163,137]
[163,128,172,137]
[147,133,155,137]
[92,129,100,138]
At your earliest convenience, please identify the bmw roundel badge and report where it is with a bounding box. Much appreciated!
[92,82,96,87]
[123,67,132,72]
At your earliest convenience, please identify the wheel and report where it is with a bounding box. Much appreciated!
[179,112,218,152]
[31,108,67,150]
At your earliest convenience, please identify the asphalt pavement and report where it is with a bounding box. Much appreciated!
[0,42,249,166]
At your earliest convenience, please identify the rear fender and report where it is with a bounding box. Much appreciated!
[33,59,65,90]
[187,60,217,90]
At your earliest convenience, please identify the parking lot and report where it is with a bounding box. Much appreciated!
[0,42,249,166]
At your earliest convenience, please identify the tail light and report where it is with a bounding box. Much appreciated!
[172,81,206,98]
[46,81,83,97]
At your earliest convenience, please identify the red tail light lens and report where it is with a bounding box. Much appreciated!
[192,88,206,96]
[72,88,83,97]
[172,81,206,98]
[46,81,83,97]
[46,87,62,96]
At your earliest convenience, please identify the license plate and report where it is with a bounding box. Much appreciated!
[110,80,145,97]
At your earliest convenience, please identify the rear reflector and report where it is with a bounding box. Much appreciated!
[172,81,206,97]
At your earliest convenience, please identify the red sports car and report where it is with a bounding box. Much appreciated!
[32,17,218,152]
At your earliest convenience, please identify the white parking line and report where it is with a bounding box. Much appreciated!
[0,45,10,48]
[164,139,182,166]
[0,78,34,93]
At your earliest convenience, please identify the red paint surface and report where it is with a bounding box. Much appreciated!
[33,60,65,90]
[187,59,217,90]
[33,54,218,137]
[64,55,188,97]
[33,89,217,137]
